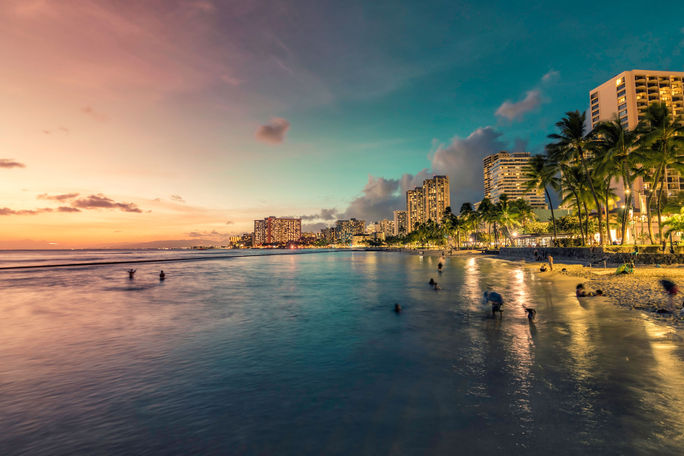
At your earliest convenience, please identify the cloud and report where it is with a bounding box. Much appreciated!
[37,193,80,202]
[71,194,142,212]
[495,71,559,122]
[0,159,26,169]
[495,89,543,121]
[342,170,431,221]
[303,222,328,232]
[541,70,560,83]
[431,126,507,205]
[255,118,290,144]
[57,206,81,213]
[170,194,185,203]
[0,207,52,215]
[82,106,108,121]
[300,208,341,221]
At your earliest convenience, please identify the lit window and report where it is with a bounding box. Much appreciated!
[616,78,623,86]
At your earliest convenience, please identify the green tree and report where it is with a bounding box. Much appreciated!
[524,154,560,243]
[548,110,605,245]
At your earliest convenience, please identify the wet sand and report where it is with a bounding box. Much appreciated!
[523,261,684,324]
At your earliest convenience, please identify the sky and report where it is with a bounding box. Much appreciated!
[1,0,683,248]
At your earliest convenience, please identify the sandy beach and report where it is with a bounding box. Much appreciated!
[520,260,684,324]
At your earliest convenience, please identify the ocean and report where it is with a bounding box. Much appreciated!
[1,250,683,455]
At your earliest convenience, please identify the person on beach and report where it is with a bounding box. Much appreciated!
[661,240,667,254]
[660,279,679,311]
[533,249,539,261]
[127,269,136,279]
[547,255,553,271]
[159,270,166,280]
[576,283,603,297]
[482,291,504,316]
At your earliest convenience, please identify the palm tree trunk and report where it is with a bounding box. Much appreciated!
[620,168,631,245]
[656,175,665,242]
[545,187,558,243]
[572,191,585,245]
[583,200,591,243]
[578,149,604,245]
[605,190,613,244]
[646,164,663,244]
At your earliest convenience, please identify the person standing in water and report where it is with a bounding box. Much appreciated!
[159,270,166,281]
[547,255,553,271]
[127,269,136,279]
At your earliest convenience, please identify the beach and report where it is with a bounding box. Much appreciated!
[518,260,684,324]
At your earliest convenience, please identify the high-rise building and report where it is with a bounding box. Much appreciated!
[393,210,408,236]
[406,188,424,232]
[367,219,394,237]
[405,176,451,232]
[253,216,302,246]
[423,176,450,224]
[482,152,547,208]
[590,70,684,197]
[334,218,365,242]
[589,70,684,130]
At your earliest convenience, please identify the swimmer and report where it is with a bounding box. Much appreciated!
[540,264,548,272]
[438,262,443,273]
[429,278,435,286]
[394,303,402,313]
[159,270,166,280]
[433,283,441,290]
[127,269,136,279]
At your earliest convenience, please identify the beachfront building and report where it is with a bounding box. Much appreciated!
[253,216,302,246]
[590,70,684,198]
[393,210,408,236]
[482,152,547,209]
[406,176,451,232]
[366,219,394,238]
[334,218,365,243]
[406,187,424,232]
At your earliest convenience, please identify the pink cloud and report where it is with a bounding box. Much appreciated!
[255,118,290,144]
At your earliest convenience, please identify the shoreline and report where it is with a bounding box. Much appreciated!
[489,255,684,326]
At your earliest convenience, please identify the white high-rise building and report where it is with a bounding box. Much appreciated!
[482,152,547,209]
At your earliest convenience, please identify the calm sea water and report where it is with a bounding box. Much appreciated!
[1,250,683,455]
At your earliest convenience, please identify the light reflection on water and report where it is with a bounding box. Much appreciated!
[1,251,683,455]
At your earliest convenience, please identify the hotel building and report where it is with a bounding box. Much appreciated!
[253,216,302,246]
[405,176,451,232]
[482,152,547,209]
[393,210,408,236]
[589,70,684,197]
[334,218,365,242]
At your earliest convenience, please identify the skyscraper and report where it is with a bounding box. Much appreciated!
[589,70,684,130]
[482,152,547,208]
[590,70,684,197]
[406,187,424,232]
[405,176,451,231]
[393,210,408,236]
[253,216,302,246]
[334,218,365,242]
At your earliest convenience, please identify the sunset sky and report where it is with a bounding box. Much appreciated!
[1,0,682,248]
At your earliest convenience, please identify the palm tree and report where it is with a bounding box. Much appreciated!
[547,110,605,245]
[524,154,560,243]
[592,118,637,244]
[635,103,684,243]
[559,163,588,245]
[477,198,496,246]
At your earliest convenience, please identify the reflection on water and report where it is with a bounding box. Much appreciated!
[1,252,683,455]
